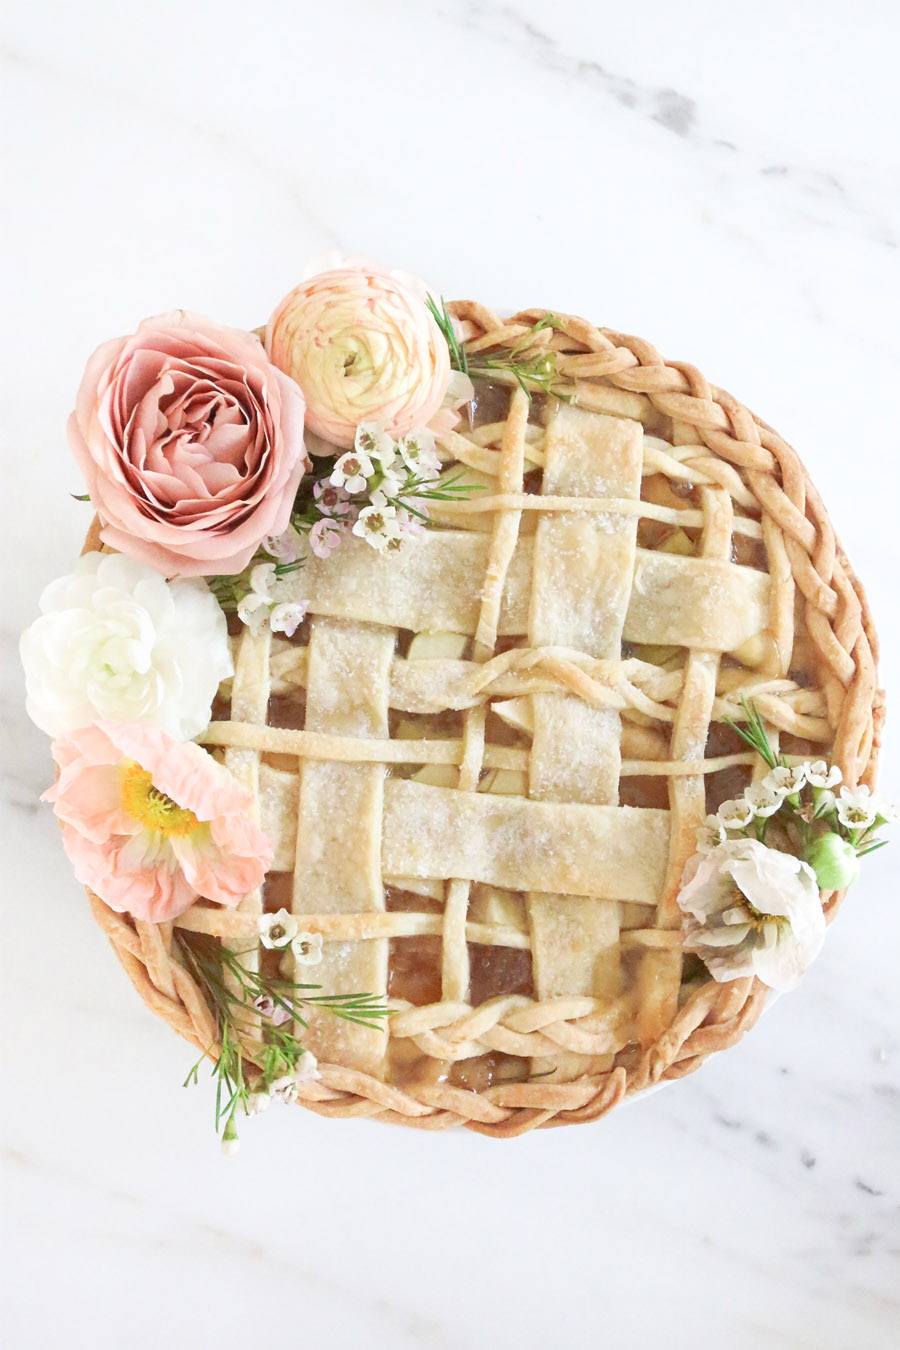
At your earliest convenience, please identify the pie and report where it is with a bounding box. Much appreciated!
[86,300,882,1136]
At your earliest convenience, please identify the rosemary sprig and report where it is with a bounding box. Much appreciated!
[426,293,568,401]
[724,697,781,770]
[396,469,487,502]
[467,351,565,399]
[176,929,391,1147]
[206,572,247,614]
[426,294,468,376]
[857,838,888,857]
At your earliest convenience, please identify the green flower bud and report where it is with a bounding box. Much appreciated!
[220,1109,240,1157]
[805,831,860,890]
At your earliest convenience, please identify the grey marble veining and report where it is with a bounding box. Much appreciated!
[2,2,899,1347]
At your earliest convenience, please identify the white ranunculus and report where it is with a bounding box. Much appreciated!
[677,838,825,992]
[20,552,231,740]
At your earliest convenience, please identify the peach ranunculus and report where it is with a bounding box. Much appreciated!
[266,262,451,449]
[44,722,272,922]
[69,312,308,577]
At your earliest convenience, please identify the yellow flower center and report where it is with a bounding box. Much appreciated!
[121,761,200,836]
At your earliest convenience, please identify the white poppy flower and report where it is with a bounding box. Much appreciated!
[836,785,879,830]
[744,782,785,819]
[330,448,374,494]
[764,764,808,795]
[677,838,825,991]
[804,760,842,790]
[355,421,396,469]
[717,797,755,830]
[352,503,402,552]
[291,931,324,967]
[258,909,299,950]
[696,815,728,852]
[20,551,232,740]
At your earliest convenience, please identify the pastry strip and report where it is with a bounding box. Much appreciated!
[442,389,528,1001]
[525,407,644,1071]
[636,438,735,1044]
[223,627,272,996]
[292,619,395,1072]
[382,781,668,902]
[286,531,769,651]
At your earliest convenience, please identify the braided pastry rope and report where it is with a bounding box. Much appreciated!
[81,302,883,1136]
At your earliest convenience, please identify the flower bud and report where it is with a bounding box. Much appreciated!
[805,832,860,890]
[220,1110,240,1156]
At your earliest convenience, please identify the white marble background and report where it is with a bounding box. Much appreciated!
[2,2,899,1346]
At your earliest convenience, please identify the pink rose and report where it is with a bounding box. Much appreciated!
[44,721,272,922]
[69,312,308,577]
[265,263,450,449]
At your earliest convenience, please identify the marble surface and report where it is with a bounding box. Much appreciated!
[2,3,899,1346]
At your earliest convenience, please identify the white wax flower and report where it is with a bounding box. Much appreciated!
[744,782,785,819]
[259,909,299,950]
[764,764,809,795]
[353,502,402,552]
[803,760,842,790]
[291,931,324,967]
[270,1074,299,1102]
[716,797,755,830]
[355,421,396,468]
[399,427,441,480]
[293,1050,319,1083]
[237,564,307,639]
[696,815,728,852]
[330,448,374,494]
[677,838,825,992]
[371,470,405,506]
[20,551,231,740]
[836,785,879,830]
[270,1052,319,1101]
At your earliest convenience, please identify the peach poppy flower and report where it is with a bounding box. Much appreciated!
[44,722,271,922]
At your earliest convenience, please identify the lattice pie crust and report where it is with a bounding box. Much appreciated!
[86,302,881,1136]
